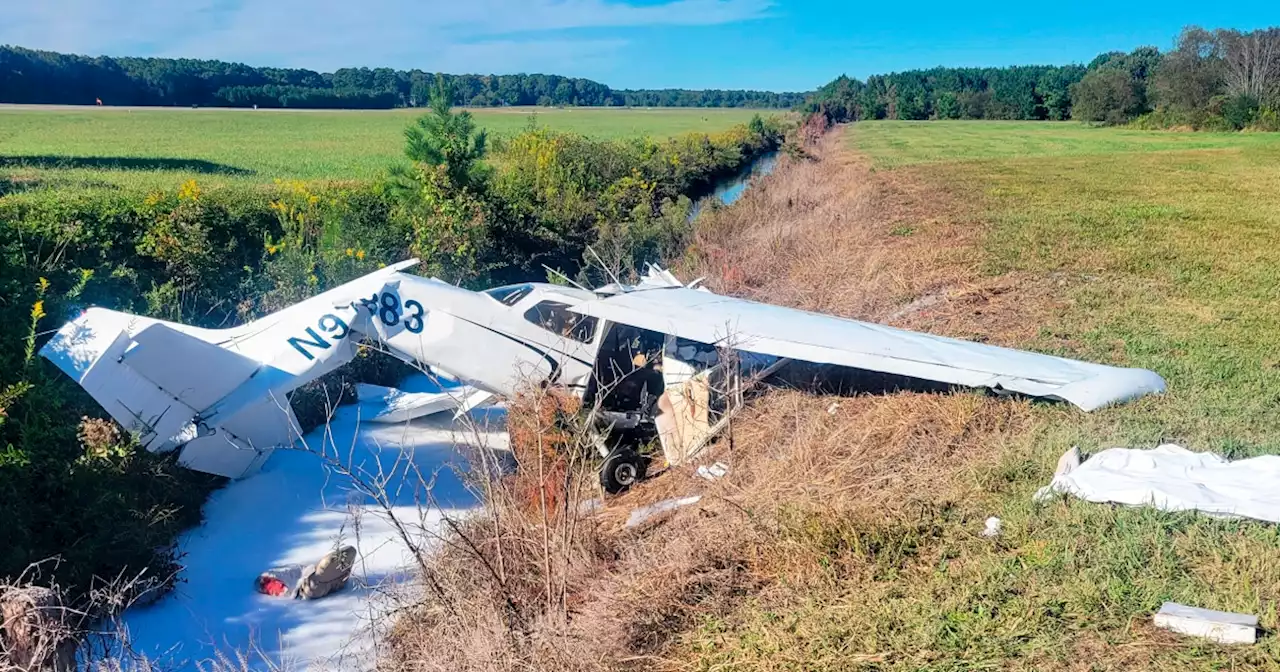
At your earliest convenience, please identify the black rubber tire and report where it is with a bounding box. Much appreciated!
[600,449,647,494]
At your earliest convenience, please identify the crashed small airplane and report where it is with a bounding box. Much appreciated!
[40,259,1165,491]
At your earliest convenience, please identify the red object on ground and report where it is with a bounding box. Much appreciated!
[259,577,288,597]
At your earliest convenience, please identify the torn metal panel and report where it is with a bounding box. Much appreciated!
[654,374,714,467]
[654,335,718,465]
[354,383,476,424]
[570,286,1165,412]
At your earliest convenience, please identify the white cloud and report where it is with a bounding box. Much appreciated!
[2,0,231,55]
[0,0,773,74]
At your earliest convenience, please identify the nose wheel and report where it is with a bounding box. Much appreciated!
[600,448,647,494]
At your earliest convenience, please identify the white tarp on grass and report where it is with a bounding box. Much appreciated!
[1035,444,1280,523]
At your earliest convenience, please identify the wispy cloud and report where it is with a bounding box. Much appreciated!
[1,0,773,75]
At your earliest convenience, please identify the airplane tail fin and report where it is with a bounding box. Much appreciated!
[39,259,423,479]
[40,308,293,478]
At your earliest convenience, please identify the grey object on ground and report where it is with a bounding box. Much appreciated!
[1153,602,1257,644]
[625,495,703,528]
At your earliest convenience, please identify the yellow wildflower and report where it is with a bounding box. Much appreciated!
[37,277,49,292]
[178,179,201,201]
[345,248,354,257]
[356,250,365,260]
[32,300,46,321]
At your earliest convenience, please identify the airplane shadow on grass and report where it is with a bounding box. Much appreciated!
[0,155,255,175]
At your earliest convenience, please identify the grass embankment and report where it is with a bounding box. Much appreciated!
[0,106,767,190]
[388,121,1280,672]
[671,121,1280,670]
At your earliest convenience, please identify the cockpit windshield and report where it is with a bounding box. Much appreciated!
[484,284,534,307]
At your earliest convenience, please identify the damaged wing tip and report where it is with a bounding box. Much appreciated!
[1063,367,1167,412]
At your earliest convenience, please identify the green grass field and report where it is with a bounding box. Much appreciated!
[0,105,770,190]
[858,121,1280,452]
[690,122,1280,671]
[849,119,1280,167]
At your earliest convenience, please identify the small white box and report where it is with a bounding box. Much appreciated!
[1153,602,1258,645]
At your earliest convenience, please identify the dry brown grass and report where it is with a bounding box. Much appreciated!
[385,390,1036,672]
[683,129,1062,349]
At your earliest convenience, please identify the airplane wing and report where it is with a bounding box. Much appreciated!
[569,286,1165,412]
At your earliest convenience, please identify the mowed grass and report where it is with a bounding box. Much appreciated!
[871,122,1280,453]
[683,123,1280,671]
[0,105,769,190]
[850,119,1280,167]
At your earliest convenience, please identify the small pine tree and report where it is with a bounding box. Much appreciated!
[403,80,489,191]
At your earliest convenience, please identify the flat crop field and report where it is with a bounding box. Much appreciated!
[0,105,770,189]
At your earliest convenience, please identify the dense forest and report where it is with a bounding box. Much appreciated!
[805,25,1280,131]
[0,45,805,109]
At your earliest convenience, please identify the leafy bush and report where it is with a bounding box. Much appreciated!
[1070,67,1147,125]
[1248,105,1280,131]
[1221,93,1261,130]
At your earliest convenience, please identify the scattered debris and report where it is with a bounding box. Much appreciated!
[981,516,1002,538]
[298,546,357,600]
[625,495,703,529]
[577,498,604,515]
[1153,602,1257,644]
[1035,444,1280,523]
[696,462,730,481]
[256,546,356,600]
[256,565,305,598]
[826,401,840,415]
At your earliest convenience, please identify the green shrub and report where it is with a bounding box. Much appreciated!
[1248,106,1280,132]
[1221,94,1261,130]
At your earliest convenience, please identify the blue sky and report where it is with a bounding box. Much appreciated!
[4,1,1278,91]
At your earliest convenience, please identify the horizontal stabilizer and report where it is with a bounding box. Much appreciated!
[174,397,297,478]
[123,323,262,412]
[40,313,197,451]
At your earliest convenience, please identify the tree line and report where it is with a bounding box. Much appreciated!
[0,45,806,109]
[805,25,1280,131]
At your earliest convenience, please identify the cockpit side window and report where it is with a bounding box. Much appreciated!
[523,300,598,343]
[484,284,533,307]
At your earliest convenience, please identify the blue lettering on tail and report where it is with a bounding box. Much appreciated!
[287,327,331,361]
